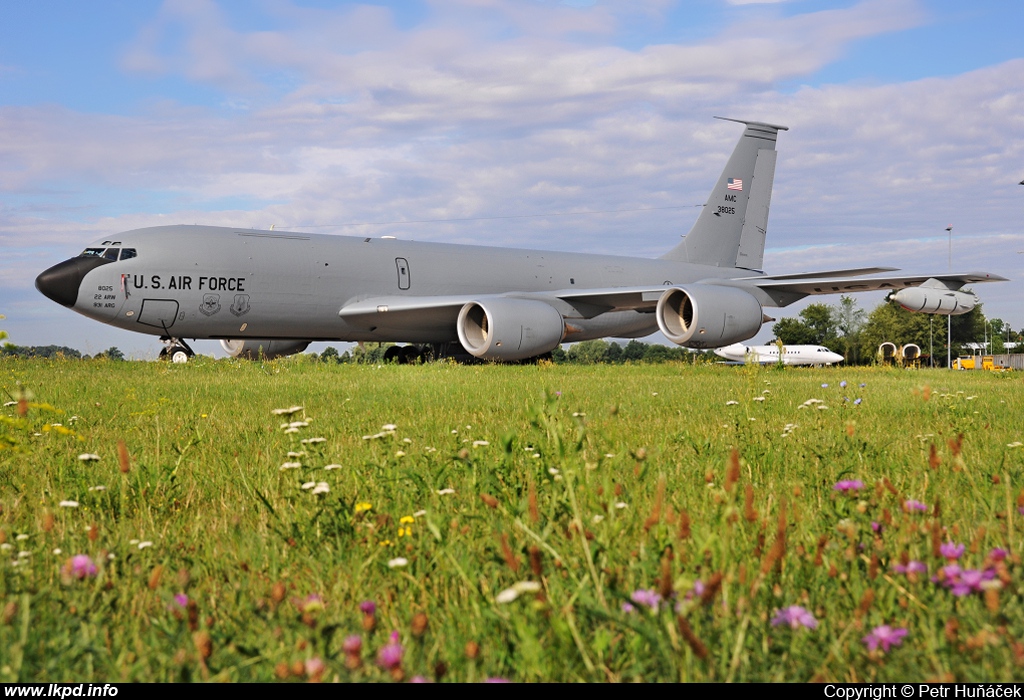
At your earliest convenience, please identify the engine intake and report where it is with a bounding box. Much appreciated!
[220,339,311,360]
[457,298,564,361]
[656,285,764,349]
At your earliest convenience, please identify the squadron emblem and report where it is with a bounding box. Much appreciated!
[199,293,221,316]
[230,294,251,317]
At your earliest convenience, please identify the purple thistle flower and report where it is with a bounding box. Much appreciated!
[893,561,927,576]
[172,593,189,608]
[904,499,927,513]
[305,657,325,678]
[682,580,706,601]
[833,479,864,493]
[935,565,996,596]
[485,678,511,683]
[409,676,430,683]
[871,521,883,533]
[620,602,636,613]
[937,563,962,580]
[376,631,404,670]
[343,635,363,654]
[771,605,818,630]
[69,554,97,579]
[940,542,965,560]
[359,600,377,615]
[863,625,908,652]
[629,588,662,612]
[989,548,1008,562]
[951,569,987,597]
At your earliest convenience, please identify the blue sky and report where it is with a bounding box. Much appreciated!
[2,0,1022,357]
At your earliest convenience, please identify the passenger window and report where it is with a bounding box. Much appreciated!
[80,248,105,258]
[120,248,137,260]
[103,248,120,261]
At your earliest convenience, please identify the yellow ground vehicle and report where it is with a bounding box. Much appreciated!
[953,355,995,370]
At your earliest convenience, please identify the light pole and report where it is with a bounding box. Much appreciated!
[930,317,933,368]
[946,225,952,369]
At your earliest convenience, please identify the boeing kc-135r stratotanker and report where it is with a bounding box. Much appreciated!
[35,118,1007,363]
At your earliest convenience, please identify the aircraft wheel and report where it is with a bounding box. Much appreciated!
[168,345,192,364]
[401,345,422,364]
[383,345,402,363]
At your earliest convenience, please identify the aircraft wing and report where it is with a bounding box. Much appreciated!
[338,295,471,330]
[748,271,1007,295]
[551,268,1008,314]
[337,288,669,331]
[336,269,1008,329]
[731,266,899,281]
[730,271,1008,307]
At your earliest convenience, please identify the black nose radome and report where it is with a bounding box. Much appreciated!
[35,257,112,308]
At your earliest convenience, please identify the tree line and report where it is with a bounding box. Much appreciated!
[1,344,122,360]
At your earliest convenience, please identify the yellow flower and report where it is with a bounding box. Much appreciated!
[399,515,415,525]
[379,539,393,547]
[398,527,412,537]
[355,502,372,513]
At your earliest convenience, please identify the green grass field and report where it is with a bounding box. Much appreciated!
[2,357,1023,682]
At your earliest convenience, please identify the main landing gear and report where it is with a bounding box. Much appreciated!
[383,344,430,364]
[159,337,195,364]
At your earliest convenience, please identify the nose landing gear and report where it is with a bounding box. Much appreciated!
[159,337,195,363]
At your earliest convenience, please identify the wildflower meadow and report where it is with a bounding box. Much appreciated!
[1,356,1023,682]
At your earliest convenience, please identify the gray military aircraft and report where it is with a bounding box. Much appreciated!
[35,118,1007,363]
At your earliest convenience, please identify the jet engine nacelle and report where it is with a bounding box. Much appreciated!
[220,339,311,360]
[457,298,564,361]
[891,286,976,316]
[656,284,764,349]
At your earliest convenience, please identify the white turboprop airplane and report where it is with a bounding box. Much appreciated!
[35,118,1007,363]
[714,342,844,365]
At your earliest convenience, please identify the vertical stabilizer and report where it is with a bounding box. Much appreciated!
[661,118,787,269]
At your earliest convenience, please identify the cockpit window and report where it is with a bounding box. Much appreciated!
[80,248,105,258]
[103,248,120,261]
[120,248,137,260]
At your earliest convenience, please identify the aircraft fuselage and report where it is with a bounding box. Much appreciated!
[56,225,751,345]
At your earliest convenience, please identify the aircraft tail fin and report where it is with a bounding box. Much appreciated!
[661,118,787,270]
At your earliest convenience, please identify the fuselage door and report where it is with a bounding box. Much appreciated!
[137,299,180,330]
[396,258,411,290]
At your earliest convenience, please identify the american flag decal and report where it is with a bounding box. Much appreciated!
[727,178,743,191]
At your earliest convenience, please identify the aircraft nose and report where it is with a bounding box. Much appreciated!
[35,257,110,307]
